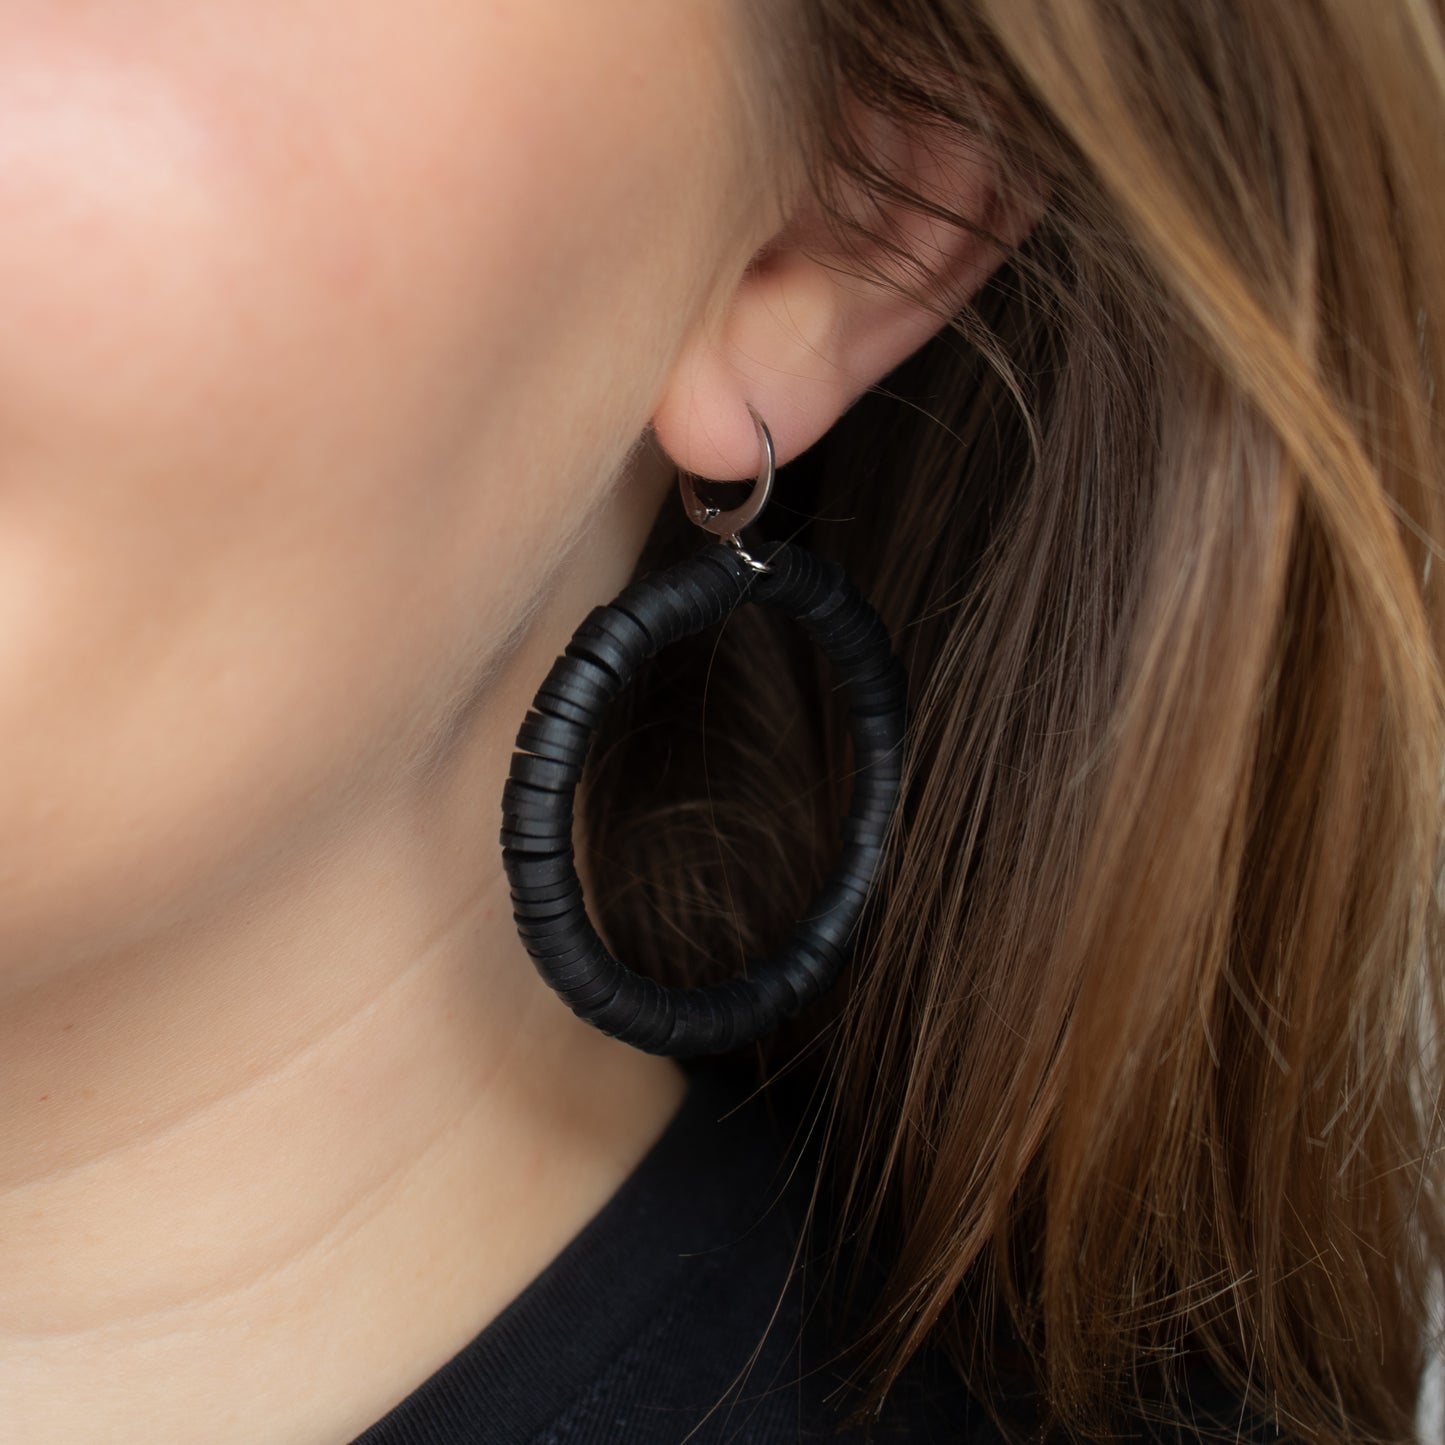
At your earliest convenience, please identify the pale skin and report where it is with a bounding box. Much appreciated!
[0,3,1032,1441]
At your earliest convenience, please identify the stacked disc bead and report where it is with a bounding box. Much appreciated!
[499,536,907,1057]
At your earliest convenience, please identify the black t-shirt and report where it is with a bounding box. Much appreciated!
[346,1053,1283,1444]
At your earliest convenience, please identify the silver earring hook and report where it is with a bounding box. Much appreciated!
[677,402,774,573]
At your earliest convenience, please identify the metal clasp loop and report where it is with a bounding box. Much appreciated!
[677,402,775,573]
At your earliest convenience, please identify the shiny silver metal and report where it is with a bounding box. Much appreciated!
[678,402,775,573]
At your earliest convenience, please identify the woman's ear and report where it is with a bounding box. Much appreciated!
[650,107,1043,480]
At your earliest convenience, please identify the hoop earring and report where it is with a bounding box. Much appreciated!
[498,403,907,1057]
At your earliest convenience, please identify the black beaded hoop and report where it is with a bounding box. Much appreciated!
[499,535,908,1057]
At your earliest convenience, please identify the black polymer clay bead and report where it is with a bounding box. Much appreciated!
[498,536,908,1058]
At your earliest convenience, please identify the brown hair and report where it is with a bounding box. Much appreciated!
[581,2,1445,1441]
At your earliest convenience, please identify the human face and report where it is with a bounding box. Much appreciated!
[0,0,772,985]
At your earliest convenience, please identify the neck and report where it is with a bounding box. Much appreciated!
[0,468,690,1445]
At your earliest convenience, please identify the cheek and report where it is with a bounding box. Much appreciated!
[0,13,574,484]
[0,8,739,970]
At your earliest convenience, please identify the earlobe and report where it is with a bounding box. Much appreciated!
[650,245,852,483]
[650,111,1042,481]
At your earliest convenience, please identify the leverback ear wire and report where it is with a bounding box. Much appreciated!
[677,401,775,573]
